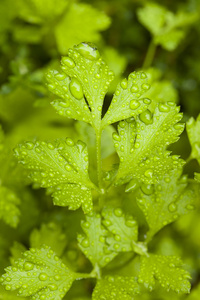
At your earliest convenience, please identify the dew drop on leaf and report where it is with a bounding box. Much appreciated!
[61,56,76,68]
[139,109,153,125]
[69,78,83,100]
[130,99,140,110]
[75,42,100,60]
[158,103,170,112]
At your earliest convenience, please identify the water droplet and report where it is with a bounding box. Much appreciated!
[55,73,66,81]
[125,179,139,192]
[140,72,147,79]
[130,100,140,110]
[158,103,170,112]
[114,208,123,217]
[113,132,121,141]
[75,42,100,60]
[39,273,48,281]
[99,236,105,243]
[114,234,121,241]
[131,84,139,93]
[81,238,90,248]
[114,243,120,250]
[65,164,72,171]
[23,262,34,271]
[66,138,74,146]
[102,219,112,227]
[139,109,153,125]
[119,121,126,128]
[186,204,194,210]
[61,57,76,68]
[144,169,153,178]
[69,78,83,100]
[48,283,58,291]
[5,285,11,291]
[125,219,136,227]
[120,78,128,89]
[142,83,150,90]
[47,143,55,150]
[134,142,140,149]
[26,142,34,150]
[141,183,154,195]
[168,202,177,212]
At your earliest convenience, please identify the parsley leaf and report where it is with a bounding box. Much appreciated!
[137,171,195,240]
[14,138,95,213]
[30,223,67,257]
[55,3,110,54]
[102,71,151,129]
[113,102,184,186]
[138,254,191,293]
[47,42,114,131]
[137,2,198,51]
[78,212,117,268]
[102,207,138,253]
[92,276,140,300]
[0,246,77,299]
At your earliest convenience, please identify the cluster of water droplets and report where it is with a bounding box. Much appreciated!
[52,183,93,213]
[114,101,185,186]
[93,275,140,300]
[102,207,138,253]
[102,71,152,128]
[138,255,191,293]
[137,172,195,236]
[0,246,75,299]
[78,212,117,268]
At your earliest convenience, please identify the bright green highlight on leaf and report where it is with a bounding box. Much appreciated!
[138,254,191,293]
[92,276,140,300]
[0,245,77,300]
[78,212,117,268]
[14,138,95,213]
[137,170,195,240]
[137,2,198,51]
[113,102,184,186]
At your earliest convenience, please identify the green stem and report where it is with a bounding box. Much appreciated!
[142,39,157,69]
[95,129,104,192]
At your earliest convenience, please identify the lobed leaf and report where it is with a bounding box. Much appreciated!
[30,223,67,257]
[92,276,140,300]
[14,138,95,213]
[114,102,185,186]
[47,42,114,131]
[102,207,138,253]
[78,212,117,268]
[0,245,77,300]
[17,0,68,24]
[102,71,151,129]
[138,254,191,293]
[137,170,195,240]
[0,186,21,228]
[55,3,110,54]
[137,2,198,51]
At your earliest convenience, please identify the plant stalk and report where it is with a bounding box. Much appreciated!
[142,39,157,69]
